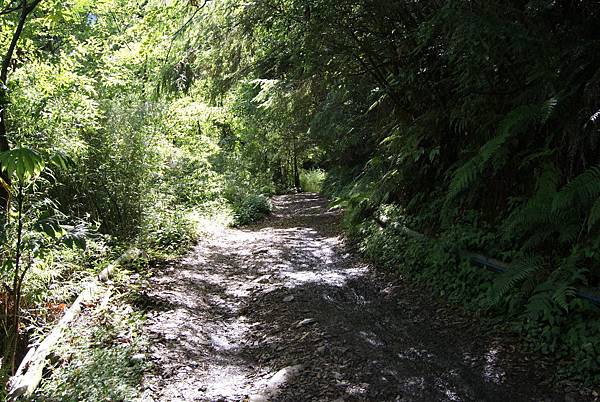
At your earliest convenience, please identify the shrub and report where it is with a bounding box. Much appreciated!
[300,169,326,193]
[232,194,272,226]
[141,207,197,257]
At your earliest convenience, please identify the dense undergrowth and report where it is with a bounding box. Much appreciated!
[300,169,326,194]
[231,194,272,227]
[1,0,599,395]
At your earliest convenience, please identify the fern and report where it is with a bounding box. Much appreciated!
[540,97,558,124]
[527,259,586,318]
[553,165,600,213]
[447,104,543,200]
[552,283,575,311]
[588,197,600,229]
[447,159,482,199]
[526,282,556,322]
[502,164,559,243]
[487,255,544,306]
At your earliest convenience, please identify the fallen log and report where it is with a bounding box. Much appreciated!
[6,248,142,401]
[97,248,143,282]
[6,283,97,400]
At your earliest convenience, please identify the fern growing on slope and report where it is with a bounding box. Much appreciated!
[503,164,600,250]
[446,103,545,203]
[553,165,600,229]
[486,255,545,307]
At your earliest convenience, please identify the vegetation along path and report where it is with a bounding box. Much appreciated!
[140,194,569,402]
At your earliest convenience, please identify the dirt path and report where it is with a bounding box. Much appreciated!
[139,193,575,402]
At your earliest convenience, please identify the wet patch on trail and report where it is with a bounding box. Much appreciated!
[140,193,581,402]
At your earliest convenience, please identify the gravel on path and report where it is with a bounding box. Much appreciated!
[139,193,586,402]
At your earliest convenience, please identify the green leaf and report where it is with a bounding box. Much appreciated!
[0,148,46,182]
[49,151,76,170]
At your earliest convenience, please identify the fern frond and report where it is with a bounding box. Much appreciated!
[502,165,559,240]
[552,283,575,311]
[540,97,558,123]
[526,287,554,321]
[553,165,600,213]
[587,197,600,229]
[447,159,481,199]
[557,223,581,245]
[487,255,544,305]
[447,104,543,201]
[521,228,554,249]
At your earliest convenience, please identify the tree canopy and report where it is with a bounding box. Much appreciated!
[0,0,599,392]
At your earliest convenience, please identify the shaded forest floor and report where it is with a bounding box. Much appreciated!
[138,193,591,402]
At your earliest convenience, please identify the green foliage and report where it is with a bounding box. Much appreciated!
[300,169,325,193]
[486,255,545,307]
[0,148,45,182]
[232,194,272,226]
[142,207,197,257]
[0,146,79,368]
[36,291,147,402]
[354,205,600,384]
[446,104,544,203]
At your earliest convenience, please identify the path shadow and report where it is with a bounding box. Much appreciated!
[140,193,570,402]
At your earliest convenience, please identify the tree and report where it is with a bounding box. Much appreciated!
[0,0,42,228]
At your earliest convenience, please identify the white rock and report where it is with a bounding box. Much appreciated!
[296,318,316,327]
[249,365,304,401]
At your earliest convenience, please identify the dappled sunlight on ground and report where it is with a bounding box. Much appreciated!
[139,193,563,402]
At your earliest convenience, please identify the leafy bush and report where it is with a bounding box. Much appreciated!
[232,194,272,226]
[141,206,197,257]
[300,169,326,193]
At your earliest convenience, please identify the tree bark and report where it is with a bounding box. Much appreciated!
[292,134,300,191]
[0,0,42,225]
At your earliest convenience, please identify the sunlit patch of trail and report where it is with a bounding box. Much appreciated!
[140,193,561,402]
[141,194,369,401]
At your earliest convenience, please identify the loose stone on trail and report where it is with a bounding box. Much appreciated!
[253,275,271,284]
[296,318,316,328]
[140,193,572,401]
[249,364,304,401]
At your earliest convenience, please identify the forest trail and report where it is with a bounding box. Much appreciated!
[139,193,566,402]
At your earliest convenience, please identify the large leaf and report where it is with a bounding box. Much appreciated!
[0,148,46,182]
[49,150,76,170]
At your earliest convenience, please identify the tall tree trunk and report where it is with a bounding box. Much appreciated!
[292,134,300,191]
[9,182,24,373]
[0,77,13,226]
[0,0,42,227]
